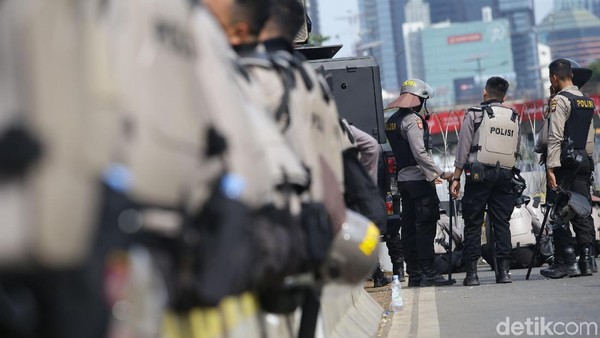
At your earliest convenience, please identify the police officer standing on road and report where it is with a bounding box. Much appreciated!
[385,79,452,287]
[450,77,520,286]
[540,59,596,278]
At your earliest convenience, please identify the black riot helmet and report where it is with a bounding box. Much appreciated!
[565,59,593,89]
[511,169,530,207]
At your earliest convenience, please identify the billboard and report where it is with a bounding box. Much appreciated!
[454,77,479,105]
[421,19,515,108]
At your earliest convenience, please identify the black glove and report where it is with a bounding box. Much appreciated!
[0,125,43,177]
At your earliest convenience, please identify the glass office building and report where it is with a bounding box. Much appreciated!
[537,9,600,65]
[421,19,515,107]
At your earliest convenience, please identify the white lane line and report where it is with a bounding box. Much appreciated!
[387,286,440,338]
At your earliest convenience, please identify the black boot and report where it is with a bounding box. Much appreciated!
[541,247,581,279]
[463,260,480,286]
[496,258,512,283]
[420,261,448,287]
[372,267,391,287]
[593,245,598,273]
[541,249,563,276]
[578,244,594,276]
[392,258,405,282]
[406,261,422,287]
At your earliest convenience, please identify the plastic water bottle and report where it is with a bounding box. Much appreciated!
[390,275,403,312]
[385,192,394,215]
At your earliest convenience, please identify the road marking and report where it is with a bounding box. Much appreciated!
[417,287,440,337]
[388,286,440,337]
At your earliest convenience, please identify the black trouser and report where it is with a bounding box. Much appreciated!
[399,180,440,271]
[384,218,403,263]
[462,167,513,263]
[547,155,595,250]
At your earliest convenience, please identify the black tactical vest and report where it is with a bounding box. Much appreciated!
[558,92,595,149]
[385,110,430,171]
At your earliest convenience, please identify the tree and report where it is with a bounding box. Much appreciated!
[588,59,600,83]
[308,34,330,47]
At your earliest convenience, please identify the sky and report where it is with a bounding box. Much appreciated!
[319,0,555,57]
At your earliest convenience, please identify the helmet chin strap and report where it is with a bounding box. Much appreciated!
[423,99,431,120]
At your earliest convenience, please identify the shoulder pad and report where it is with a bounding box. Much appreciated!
[467,106,484,112]
[238,54,273,69]
[269,50,293,68]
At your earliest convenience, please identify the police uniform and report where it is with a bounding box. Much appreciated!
[544,85,596,276]
[454,99,520,284]
[385,106,445,286]
[238,37,347,231]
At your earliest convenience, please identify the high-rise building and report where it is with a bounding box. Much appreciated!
[357,0,538,97]
[428,0,497,24]
[403,21,426,80]
[305,0,321,36]
[555,0,600,18]
[497,0,539,99]
[405,0,430,24]
[421,19,515,107]
[555,0,585,9]
[390,0,408,88]
[419,0,540,98]
[537,43,552,99]
[403,0,429,80]
[537,9,600,66]
[358,0,406,92]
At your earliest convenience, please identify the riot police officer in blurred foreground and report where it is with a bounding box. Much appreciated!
[385,79,452,287]
[541,59,596,278]
[451,77,520,286]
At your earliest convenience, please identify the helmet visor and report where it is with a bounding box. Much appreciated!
[386,92,422,109]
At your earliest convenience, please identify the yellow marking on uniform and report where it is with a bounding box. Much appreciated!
[221,296,241,329]
[162,312,184,338]
[576,99,594,108]
[550,98,557,113]
[240,293,259,317]
[386,123,397,131]
[188,309,209,338]
[403,80,417,87]
[359,223,380,256]
[189,308,222,338]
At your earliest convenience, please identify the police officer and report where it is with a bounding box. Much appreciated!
[450,77,520,286]
[345,123,393,286]
[541,59,596,278]
[385,79,452,287]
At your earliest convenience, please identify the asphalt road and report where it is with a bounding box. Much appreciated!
[383,260,600,338]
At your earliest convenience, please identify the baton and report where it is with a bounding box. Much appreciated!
[526,203,552,280]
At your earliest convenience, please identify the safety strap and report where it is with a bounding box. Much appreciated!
[339,118,356,145]
[240,52,294,132]
[269,56,294,133]
[483,105,495,119]
[297,290,320,338]
[469,107,484,133]
[269,51,320,133]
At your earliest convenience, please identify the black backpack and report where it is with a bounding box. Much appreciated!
[342,146,387,233]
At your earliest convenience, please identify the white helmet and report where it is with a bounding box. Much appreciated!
[320,209,380,284]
